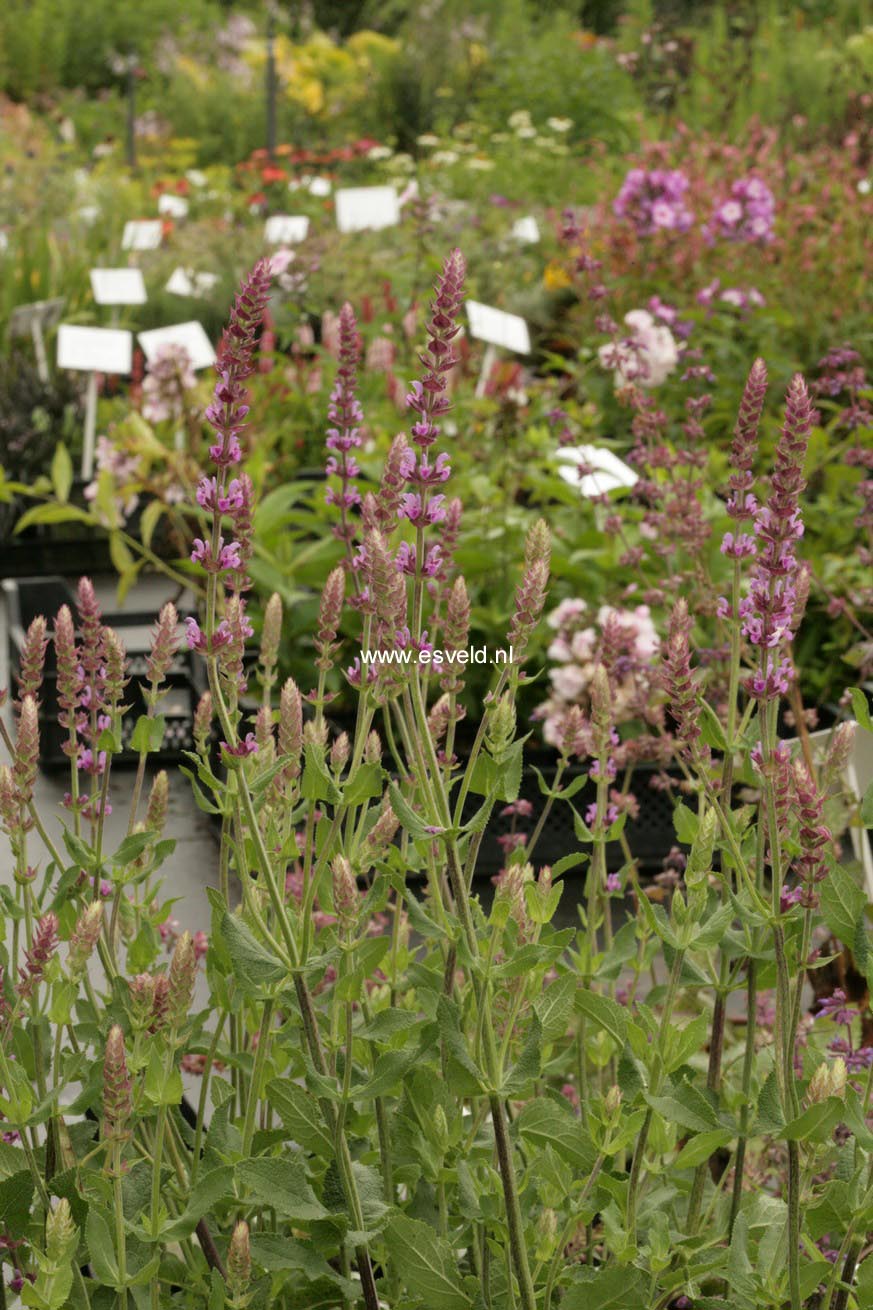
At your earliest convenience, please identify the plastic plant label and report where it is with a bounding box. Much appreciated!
[9,298,66,336]
[512,216,540,244]
[165,267,219,298]
[157,193,189,218]
[335,186,400,233]
[90,268,147,306]
[121,220,163,251]
[57,325,133,374]
[138,321,216,370]
[264,215,310,244]
[466,301,531,354]
[555,445,638,497]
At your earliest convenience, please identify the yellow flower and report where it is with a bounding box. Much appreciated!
[544,262,572,291]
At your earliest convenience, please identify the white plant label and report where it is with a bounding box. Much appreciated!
[121,220,163,251]
[9,298,65,338]
[466,301,531,354]
[157,193,189,219]
[57,325,133,374]
[335,186,400,233]
[555,446,638,498]
[90,268,147,306]
[511,215,540,244]
[138,321,216,371]
[165,267,219,298]
[264,214,310,244]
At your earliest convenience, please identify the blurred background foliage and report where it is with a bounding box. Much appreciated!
[0,1,870,165]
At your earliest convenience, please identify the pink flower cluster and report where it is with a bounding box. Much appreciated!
[703,175,776,244]
[613,167,694,236]
[537,598,660,748]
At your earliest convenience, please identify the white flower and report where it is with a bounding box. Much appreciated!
[416,134,440,147]
[466,157,495,170]
[858,177,871,195]
[550,664,588,701]
[367,145,394,161]
[516,126,537,140]
[598,308,678,388]
[547,598,587,629]
[508,109,533,131]
[431,150,459,166]
[547,116,573,132]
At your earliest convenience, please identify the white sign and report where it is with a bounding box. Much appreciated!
[512,215,540,244]
[308,177,332,197]
[90,268,147,306]
[165,267,219,299]
[466,301,531,355]
[9,298,65,338]
[264,214,310,244]
[555,446,638,498]
[138,321,216,371]
[335,186,400,233]
[122,220,163,251]
[9,299,66,383]
[157,193,189,219]
[57,325,132,374]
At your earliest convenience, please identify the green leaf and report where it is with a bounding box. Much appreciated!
[163,1166,235,1240]
[388,783,429,838]
[861,779,873,827]
[382,1214,473,1309]
[85,1208,119,1287]
[0,1170,33,1234]
[849,688,873,734]
[574,988,628,1047]
[754,1071,785,1134]
[514,1097,598,1172]
[14,502,93,532]
[219,911,286,995]
[139,498,165,550]
[436,997,486,1090]
[646,1083,720,1133]
[237,1157,328,1223]
[109,531,136,579]
[111,830,157,867]
[562,1266,644,1308]
[782,1097,843,1143]
[356,1048,422,1101]
[51,443,73,503]
[673,1128,733,1169]
[501,1015,541,1096]
[301,742,342,804]
[342,762,384,806]
[144,1048,183,1107]
[535,974,576,1041]
[248,1234,356,1295]
[820,864,866,945]
[129,715,166,755]
[267,1081,333,1157]
[673,803,699,844]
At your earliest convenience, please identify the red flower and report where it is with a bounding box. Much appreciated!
[261,165,288,184]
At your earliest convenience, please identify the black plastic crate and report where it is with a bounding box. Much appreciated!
[463,761,683,876]
[3,576,207,770]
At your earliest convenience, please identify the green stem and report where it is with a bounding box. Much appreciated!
[241,999,274,1159]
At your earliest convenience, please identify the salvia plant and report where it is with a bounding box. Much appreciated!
[1,254,872,1310]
